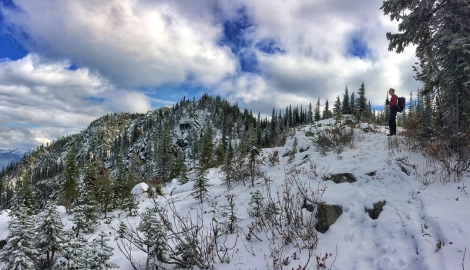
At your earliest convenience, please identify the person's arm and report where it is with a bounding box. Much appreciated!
[389,94,398,107]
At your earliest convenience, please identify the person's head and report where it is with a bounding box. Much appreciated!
[388,88,395,95]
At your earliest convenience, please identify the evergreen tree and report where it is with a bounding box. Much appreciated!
[61,148,79,214]
[220,142,234,189]
[191,167,213,204]
[137,207,168,268]
[350,92,355,115]
[88,231,118,269]
[333,96,342,119]
[199,126,214,171]
[155,120,173,182]
[289,137,298,163]
[55,230,86,270]
[36,199,64,270]
[174,150,189,185]
[0,206,38,270]
[322,99,333,120]
[70,182,99,236]
[307,102,313,123]
[113,155,133,210]
[314,98,321,121]
[11,169,36,215]
[95,165,114,218]
[357,82,368,118]
[269,108,278,145]
[342,87,351,114]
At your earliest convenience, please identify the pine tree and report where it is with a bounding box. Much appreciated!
[333,96,342,119]
[248,190,264,218]
[199,125,214,171]
[288,137,298,163]
[61,148,79,214]
[155,120,172,182]
[55,230,86,270]
[11,169,36,215]
[350,92,355,115]
[220,142,234,189]
[70,182,99,236]
[322,99,333,120]
[174,150,189,185]
[307,103,313,124]
[36,199,64,270]
[314,98,321,122]
[191,167,213,204]
[0,206,38,269]
[342,87,351,114]
[88,231,118,269]
[357,82,368,119]
[95,165,114,218]
[138,208,168,268]
[113,155,133,210]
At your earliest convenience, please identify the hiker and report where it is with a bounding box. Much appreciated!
[386,88,398,136]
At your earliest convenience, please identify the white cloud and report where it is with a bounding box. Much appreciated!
[2,0,238,88]
[210,0,422,112]
[0,54,154,148]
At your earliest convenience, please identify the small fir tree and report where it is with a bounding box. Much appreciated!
[36,199,65,269]
[88,231,119,270]
[61,148,79,214]
[191,167,213,204]
[55,230,86,270]
[70,182,99,236]
[0,206,38,270]
[138,208,168,268]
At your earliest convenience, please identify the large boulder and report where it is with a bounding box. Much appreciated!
[315,203,343,233]
[324,173,357,184]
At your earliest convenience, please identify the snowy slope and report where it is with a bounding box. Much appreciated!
[1,121,469,270]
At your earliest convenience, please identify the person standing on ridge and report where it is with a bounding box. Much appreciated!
[386,88,398,136]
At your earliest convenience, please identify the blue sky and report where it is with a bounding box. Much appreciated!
[0,0,422,149]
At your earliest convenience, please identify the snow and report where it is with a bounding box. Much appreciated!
[1,120,470,269]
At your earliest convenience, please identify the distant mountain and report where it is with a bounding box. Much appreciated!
[0,148,31,169]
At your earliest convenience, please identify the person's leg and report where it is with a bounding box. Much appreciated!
[390,108,397,135]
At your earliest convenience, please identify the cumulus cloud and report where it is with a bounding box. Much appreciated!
[210,0,422,112]
[1,0,238,87]
[0,54,156,148]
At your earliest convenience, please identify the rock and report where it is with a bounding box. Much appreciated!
[325,173,357,184]
[366,171,376,177]
[299,146,310,153]
[400,166,410,176]
[305,131,315,137]
[366,201,386,220]
[315,203,342,233]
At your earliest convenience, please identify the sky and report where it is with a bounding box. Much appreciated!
[0,0,422,149]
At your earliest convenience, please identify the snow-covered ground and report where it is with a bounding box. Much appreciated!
[1,120,469,269]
